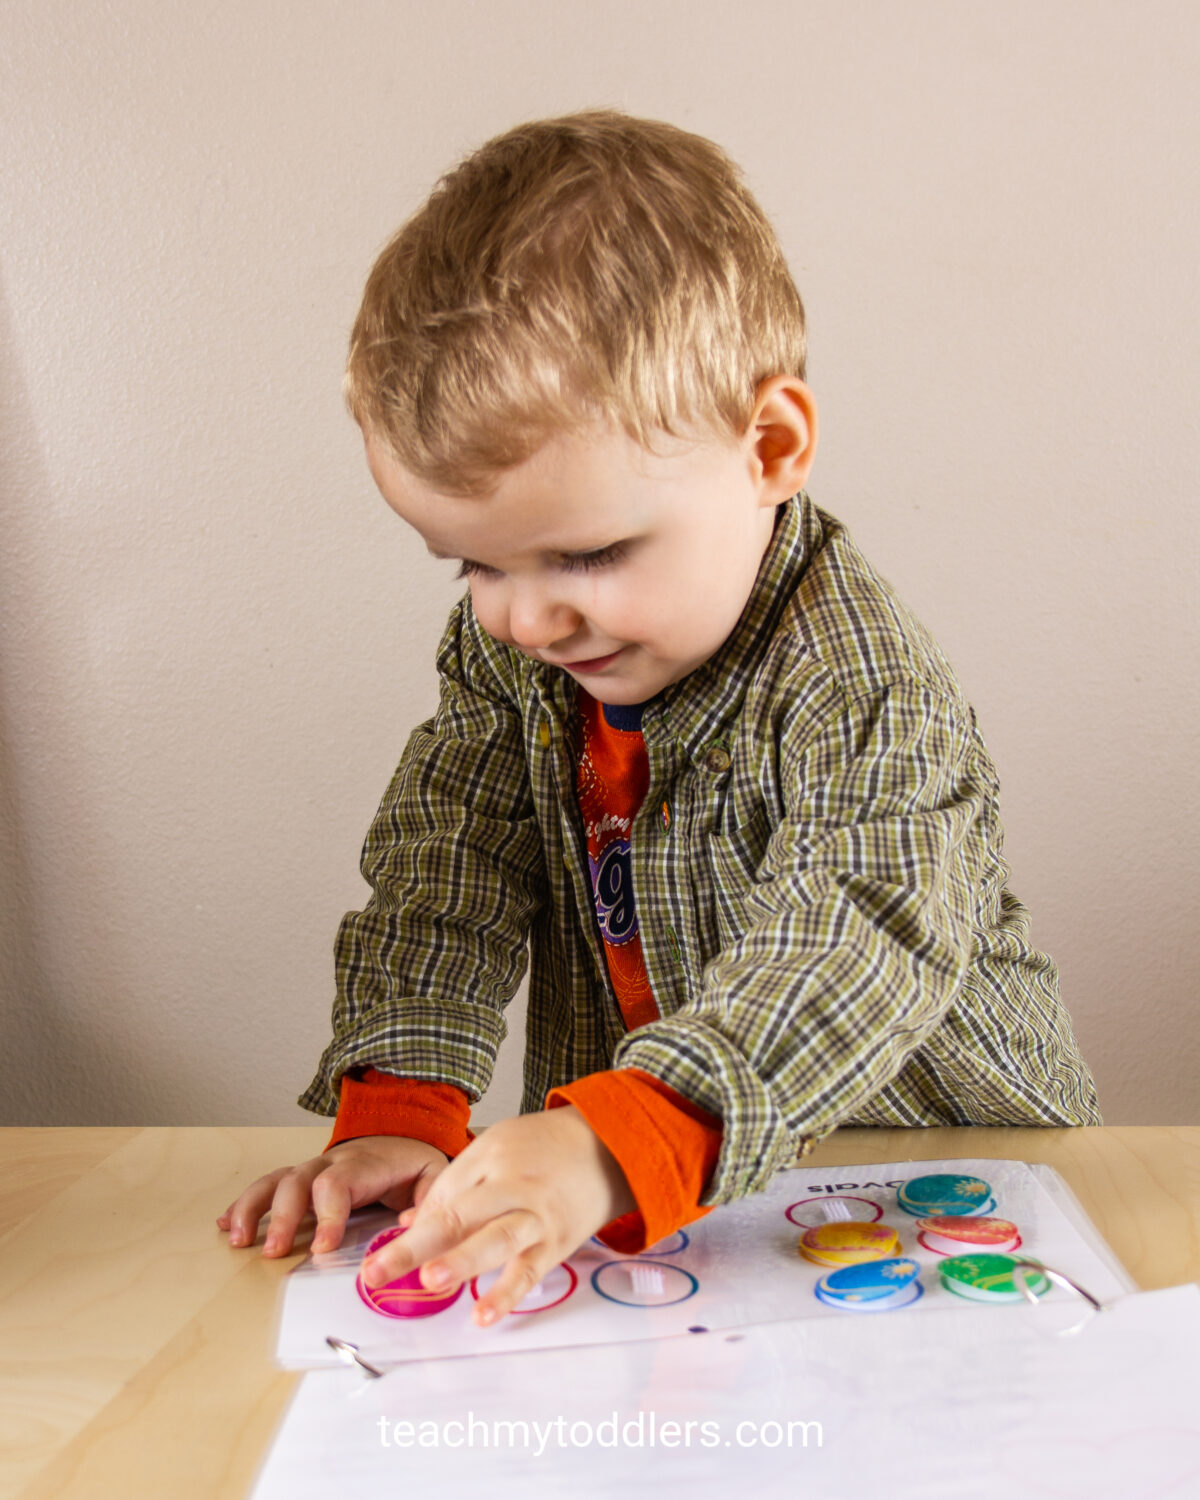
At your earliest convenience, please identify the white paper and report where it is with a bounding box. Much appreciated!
[274,1158,1135,1369]
[252,1282,1200,1500]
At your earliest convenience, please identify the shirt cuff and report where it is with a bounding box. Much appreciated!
[545,1067,723,1254]
[324,1068,474,1158]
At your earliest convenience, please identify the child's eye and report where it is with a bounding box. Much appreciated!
[455,544,627,581]
[559,543,627,574]
[454,559,500,580]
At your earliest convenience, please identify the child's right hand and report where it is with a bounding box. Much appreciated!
[216,1135,449,1258]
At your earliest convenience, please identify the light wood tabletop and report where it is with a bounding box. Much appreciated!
[1,1125,1196,1499]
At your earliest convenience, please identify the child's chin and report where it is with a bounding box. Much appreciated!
[595,674,676,706]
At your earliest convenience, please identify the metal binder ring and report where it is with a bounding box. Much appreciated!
[1009,1258,1106,1333]
[326,1335,385,1379]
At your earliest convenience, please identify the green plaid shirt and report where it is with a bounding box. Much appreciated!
[301,493,1100,1205]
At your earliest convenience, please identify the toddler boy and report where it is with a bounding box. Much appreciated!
[219,111,1099,1325]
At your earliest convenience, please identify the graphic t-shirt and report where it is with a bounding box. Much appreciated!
[575,688,661,1032]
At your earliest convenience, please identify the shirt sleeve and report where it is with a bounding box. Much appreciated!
[324,1068,475,1158]
[298,596,548,1117]
[545,1067,724,1253]
[612,681,1000,1205]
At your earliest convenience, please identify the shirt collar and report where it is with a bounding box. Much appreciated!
[652,492,820,760]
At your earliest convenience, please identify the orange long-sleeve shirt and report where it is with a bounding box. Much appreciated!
[327,1065,721,1253]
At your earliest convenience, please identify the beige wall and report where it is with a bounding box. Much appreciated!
[1,1,1196,1127]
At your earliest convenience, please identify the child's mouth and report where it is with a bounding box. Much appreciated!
[561,649,624,673]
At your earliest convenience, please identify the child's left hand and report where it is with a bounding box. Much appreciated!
[359,1104,635,1326]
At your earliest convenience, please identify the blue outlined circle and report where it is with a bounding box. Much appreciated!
[814,1278,925,1314]
[589,1229,690,1256]
[590,1259,700,1308]
[896,1174,994,1217]
[643,1229,690,1256]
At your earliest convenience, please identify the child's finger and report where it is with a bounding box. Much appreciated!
[359,1220,438,1288]
[360,1185,490,1288]
[223,1172,287,1247]
[408,1160,445,1212]
[260,1171,319,1256]
[471,1246,550,1326]
[309,1172,353,1254]
[368,1204,540,1301]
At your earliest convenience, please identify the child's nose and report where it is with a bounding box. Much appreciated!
[507,584,582,652]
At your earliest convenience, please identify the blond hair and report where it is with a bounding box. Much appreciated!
[345,109,806,495]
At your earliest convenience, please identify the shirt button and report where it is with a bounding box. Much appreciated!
[704,745,731,773]
[661,800,671,831]
[538,721,551,748]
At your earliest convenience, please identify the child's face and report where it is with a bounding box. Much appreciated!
[365,415,796,705]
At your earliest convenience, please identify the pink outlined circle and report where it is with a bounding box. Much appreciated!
[785,1196,884,1227]
[469,1260,579,1314]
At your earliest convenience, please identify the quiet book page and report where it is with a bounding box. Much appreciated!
[274,1157,1133,1367]
[252,1158,1200,1500]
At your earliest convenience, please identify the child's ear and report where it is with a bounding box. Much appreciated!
[746,376,818,502]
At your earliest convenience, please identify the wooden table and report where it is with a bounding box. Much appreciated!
[1,1125,1196,1499]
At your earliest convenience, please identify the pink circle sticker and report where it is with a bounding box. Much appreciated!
[355,1226,464,1320]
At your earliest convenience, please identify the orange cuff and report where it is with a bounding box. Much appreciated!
[546,1067,723,1254]
[325,1068,474,1158]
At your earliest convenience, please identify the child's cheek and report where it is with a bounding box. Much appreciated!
[468,586,509,646]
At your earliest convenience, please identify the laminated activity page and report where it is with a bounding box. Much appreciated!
[273,1157,1134,1369]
